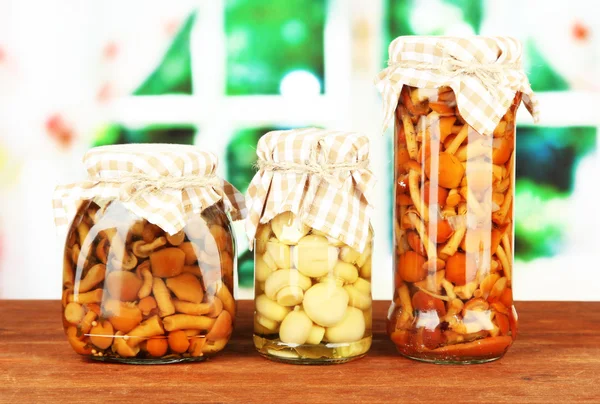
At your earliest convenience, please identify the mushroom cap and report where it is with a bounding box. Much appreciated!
[424,152,465,189]
[396,251,427,283]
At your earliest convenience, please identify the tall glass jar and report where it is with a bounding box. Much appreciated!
[55,144,246,364]
[253,213,373,364]
[62,200,236,363]
[388,86,520,364]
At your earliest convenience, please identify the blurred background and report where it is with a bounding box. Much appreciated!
[0,0,598,300]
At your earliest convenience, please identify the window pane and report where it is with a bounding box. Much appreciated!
[225,0,326,95]
[92,123,197,147]
[515,126,596,260]
[133,12,196,96]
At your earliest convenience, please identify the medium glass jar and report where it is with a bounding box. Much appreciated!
[253,212,373,364]
[387,86,519,364]
[62,200,236,363]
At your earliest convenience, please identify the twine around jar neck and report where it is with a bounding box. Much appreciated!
[95,173,221,202]
[387,45,522,97]
[256,140,369,189]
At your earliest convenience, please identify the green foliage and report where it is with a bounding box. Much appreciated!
[442,0,483,33]
[237,249,255,288]
[524,39,569,92]
[225,0,325,95]
[134,12,196,95]
[92,124,196,147]
[514,179,567,261]
[516,126,596,192]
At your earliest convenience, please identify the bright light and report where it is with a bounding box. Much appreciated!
[279,70,321,97]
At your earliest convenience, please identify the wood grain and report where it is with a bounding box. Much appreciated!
[0,300,599,403]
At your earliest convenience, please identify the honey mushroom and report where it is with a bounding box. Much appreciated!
[163,314,216,332]
[152,277,175,317]
[126,315,165,347]
[103,300,143,333]
[132,237,167,258]
[166,273,204,303]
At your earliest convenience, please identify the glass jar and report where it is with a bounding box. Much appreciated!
[62,200,236,364]
[253,212,373,364]
[387,86,519,364]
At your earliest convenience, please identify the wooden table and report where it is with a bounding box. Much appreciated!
[1,300,598,403]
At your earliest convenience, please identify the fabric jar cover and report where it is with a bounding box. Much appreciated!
[375,36,540,135]
[245,127,376,253]
[53,144,246,234]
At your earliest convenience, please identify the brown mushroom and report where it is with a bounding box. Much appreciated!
[138,296,158,317]
[77,264,106,293]
[126,315,165,347]
[105,270,143,301]
[103,299,143,333]
[166,273,204,304]
[68,288,103,304]
[95,237,109,264]
[132,237,167,258]
[66,326,92,355]
[152,277,175,317]
[425,152,465,189]
[136,266,153,299]
[179,242,200,265]
[89,320,114,350]
[63,253,74,289]
[142,223,163,243]
[64,302,85,324]
[150,247,185,278]
[205,310,232,341]
[166,230,185,246]
[209,225,231,253]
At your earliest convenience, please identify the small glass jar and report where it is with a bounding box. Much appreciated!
[253,212,373,364]
[62,199,236,364]
[387,85,519,364]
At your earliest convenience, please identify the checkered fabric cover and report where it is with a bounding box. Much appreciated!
[376,36,539,135]
[53,144,246,235]
[245,128,376,253]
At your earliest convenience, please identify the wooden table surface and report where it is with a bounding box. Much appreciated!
[1,300,599,403]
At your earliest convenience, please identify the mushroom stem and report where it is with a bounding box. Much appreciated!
[173,299,212,316]
[152,278,175,318]
[496,245,512,283]
[68,288,103,304]
[137,267,153,299]
[445,125,468,155]
[440,221,466,257]
[63,254,74,289]
[163,314,216,332]
[77,264,106,293]
[126,315,165,347]
[399,105,418,160]
[407,212,437,260]
[492,185,512,225]
[166,230,185,246]
[408,170,429,223]
[396,282,414,329]
[132,237,167,258]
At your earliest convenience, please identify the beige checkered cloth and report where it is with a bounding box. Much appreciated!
[53,144,246,234]
[245,128,376,253]
[376,36,539,135]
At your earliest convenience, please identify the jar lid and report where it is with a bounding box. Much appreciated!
[246,128,376,252]
[376,36,539,135]
[54,143,246,234]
